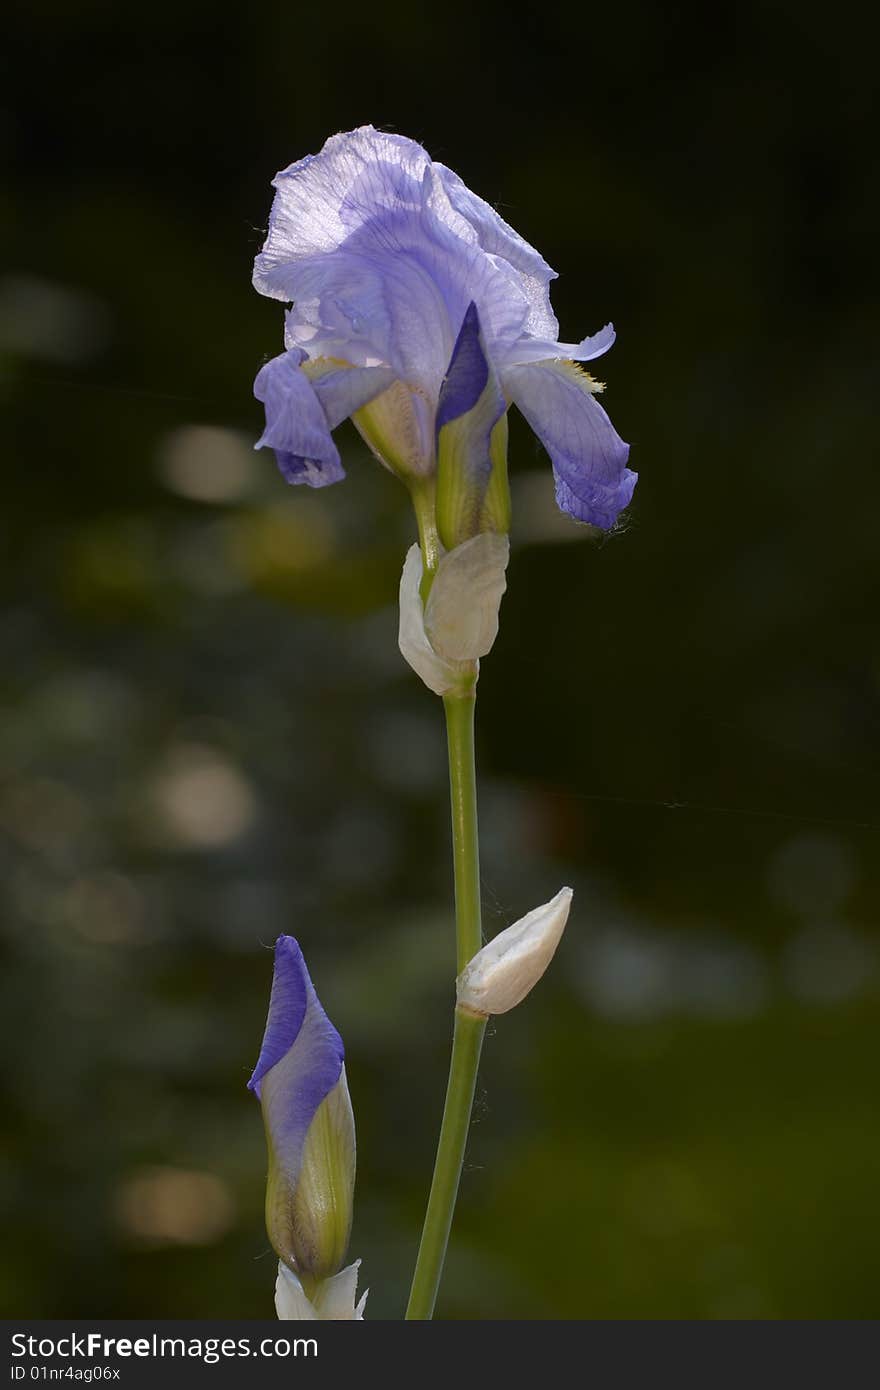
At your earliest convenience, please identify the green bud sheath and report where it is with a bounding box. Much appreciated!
[480,413,512,535]
[435,304,508,551]
[262,1068,356,1284]
[353,381,435,481]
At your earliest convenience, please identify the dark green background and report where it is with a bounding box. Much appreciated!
[2,0,878,1318]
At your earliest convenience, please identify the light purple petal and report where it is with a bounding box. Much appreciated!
[433,161,559,340]
[253,350,344,487]
[254,127,432,270]
[248,936,310,1098]
[253,127,530,393]
[564,322,617,361]
[248,936,344,1185]
[504,359,636,529]
[309,364,397,430]
[501,322,617,369]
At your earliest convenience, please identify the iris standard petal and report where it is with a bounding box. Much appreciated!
[253,351,345,487]
[254,127,432,272]
[253,127,531,393]
[505,359,636,529]
[435,303,506,548]
[248,936,344,1183]
[433,161,559,340]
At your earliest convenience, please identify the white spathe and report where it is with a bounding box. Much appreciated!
[275,1259,368,1320]
[398,534,509,696]
[456,887,573,1016]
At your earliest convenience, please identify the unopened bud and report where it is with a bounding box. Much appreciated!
[352,380,435,481]
[456,887,573,1016]
[435,303,507,550]
[249,937,356,1283]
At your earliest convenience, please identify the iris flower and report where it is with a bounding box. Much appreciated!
[253,125,635,531]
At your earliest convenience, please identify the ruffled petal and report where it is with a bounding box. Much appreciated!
[253,127,531,393]
[504,359,636,529]
[434,161,559,340]
[253,351,344,487]
[254,127,432,270]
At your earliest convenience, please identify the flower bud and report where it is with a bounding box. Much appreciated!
[398,533,509,697]
[249,937,357,1283]
[456,887,573,1016]
[352,380,435,481]
[275,1258,368,1321]
[435,302,508,550]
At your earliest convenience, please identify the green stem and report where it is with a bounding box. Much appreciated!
[409,479,442,603]
[406,694,486,1320]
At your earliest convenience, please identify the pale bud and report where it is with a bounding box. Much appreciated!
[456,887,573,1016]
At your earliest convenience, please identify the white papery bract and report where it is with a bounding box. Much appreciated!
[275,1259,368,1321]
[397,534,509,697]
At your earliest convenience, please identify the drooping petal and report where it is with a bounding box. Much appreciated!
[253,351,344,487]
[435,303,507,549]
[300,358,396,429]
[504,359,636,528]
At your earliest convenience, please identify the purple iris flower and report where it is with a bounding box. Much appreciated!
[249,936,355,1280]
[252,126,636,530]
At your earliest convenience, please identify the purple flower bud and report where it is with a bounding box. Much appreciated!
[248,937,355,1281]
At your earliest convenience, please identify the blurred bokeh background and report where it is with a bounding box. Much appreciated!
[2,0,879,1320]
